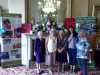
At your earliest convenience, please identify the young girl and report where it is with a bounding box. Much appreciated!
[68,28,77,72]
[56,30,67,73]
[76,30,90,75]
[34,31,46,73]
[46,28,57,72]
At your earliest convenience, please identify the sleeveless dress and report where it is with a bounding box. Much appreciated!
[47,37,57,53]
[46,37,57,65]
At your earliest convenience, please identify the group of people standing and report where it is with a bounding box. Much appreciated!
[34,27,90,75]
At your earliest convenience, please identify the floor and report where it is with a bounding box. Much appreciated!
[0,66,100,75]
[0,66,77,75]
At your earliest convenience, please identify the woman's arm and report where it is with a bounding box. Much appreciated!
[45,37,49,54]
[34,39,37,56]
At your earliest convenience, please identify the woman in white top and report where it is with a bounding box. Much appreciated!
[68,28,78,73]
[46,28,57,72]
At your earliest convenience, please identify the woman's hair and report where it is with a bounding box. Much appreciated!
[73,30,78,37]
[69,27,78,37]
[3,19,11,24]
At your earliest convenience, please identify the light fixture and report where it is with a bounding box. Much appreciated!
[38,0,61,14]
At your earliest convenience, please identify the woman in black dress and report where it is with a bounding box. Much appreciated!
[56,30,67,72]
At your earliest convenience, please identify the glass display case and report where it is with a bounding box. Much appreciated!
[0,13,22,67]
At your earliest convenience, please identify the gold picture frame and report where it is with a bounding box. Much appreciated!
[92,3,100,32]
[25,0,32,23]
[92,3,100,16]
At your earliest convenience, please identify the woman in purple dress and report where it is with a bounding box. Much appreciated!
[34,31,46,73]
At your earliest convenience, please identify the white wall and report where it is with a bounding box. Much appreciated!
[80,0,88,16]
[8,0,25,23]
[0,0,8,10]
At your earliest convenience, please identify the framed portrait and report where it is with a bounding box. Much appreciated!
[92,3,100,32]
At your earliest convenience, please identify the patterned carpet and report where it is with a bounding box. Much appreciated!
[0,66,100,75]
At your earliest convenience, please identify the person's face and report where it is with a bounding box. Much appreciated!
[50,29,55,36]
[38,31,43,39]
[59,31,64,37]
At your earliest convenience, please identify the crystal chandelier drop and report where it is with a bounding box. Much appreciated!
[38,0,61,13]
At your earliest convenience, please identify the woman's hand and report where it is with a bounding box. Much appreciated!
[58,49,62,53]
[34,52,36,56]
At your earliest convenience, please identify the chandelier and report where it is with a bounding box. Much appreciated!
[38,0,61,14]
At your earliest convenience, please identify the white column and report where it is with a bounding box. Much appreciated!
[21,34,32,67]
[66,0,71,17]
